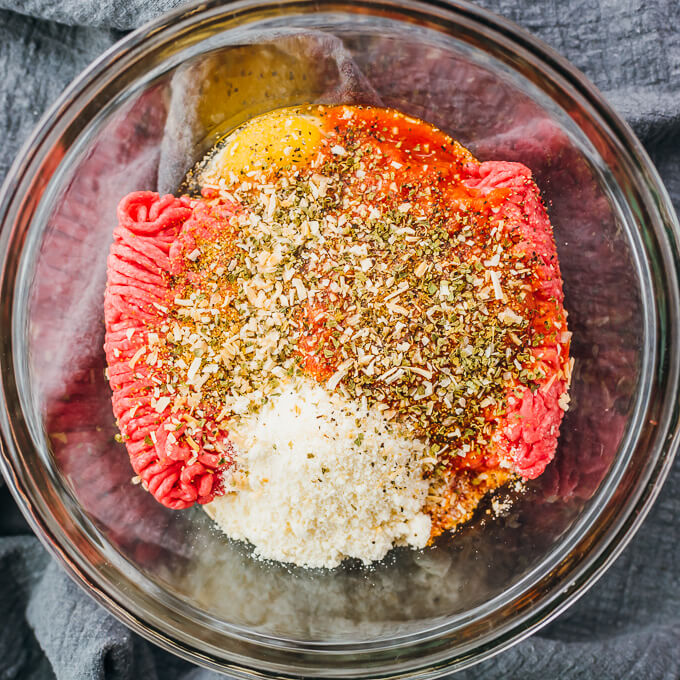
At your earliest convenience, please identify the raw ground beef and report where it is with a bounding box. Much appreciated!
[104,192,231,509]
[463,161,570,480]
[105,158,569,511]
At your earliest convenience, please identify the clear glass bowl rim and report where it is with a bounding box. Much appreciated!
[0,0,679,678]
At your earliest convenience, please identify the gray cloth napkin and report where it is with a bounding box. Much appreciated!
[1,1,679,678]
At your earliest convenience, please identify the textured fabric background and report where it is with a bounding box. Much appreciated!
[0,1,679,678]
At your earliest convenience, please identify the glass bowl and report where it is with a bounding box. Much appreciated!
[1,1,679,677]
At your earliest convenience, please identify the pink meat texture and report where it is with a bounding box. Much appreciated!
[104,192,234,509]
[105,160,569,509]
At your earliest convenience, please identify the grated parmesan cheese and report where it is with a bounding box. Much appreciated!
[206,378,431,568]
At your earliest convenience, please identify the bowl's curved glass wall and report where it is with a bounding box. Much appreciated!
[1,2,677,677]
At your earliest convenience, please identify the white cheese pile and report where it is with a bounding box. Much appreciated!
[205,378,432,568]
